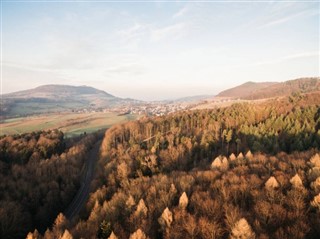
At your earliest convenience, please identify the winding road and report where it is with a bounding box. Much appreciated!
[64,140,102,220]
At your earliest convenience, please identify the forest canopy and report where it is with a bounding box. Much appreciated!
[26,93,320,239]
[0,130,97,239]
[5,92,320,239]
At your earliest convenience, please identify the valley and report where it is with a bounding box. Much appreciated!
[0,112,138,137]
[1,77,320,239]
[2,78,318,138]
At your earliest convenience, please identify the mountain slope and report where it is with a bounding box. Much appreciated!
[4,85,115,100]
[217,77,320,100]
[243,77,320,100]
[217,81,277,98]
[1,85,134,117]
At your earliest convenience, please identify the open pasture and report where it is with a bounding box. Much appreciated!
[0,112,138,137]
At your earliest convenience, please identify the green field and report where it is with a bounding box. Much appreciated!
[0,112,139,137]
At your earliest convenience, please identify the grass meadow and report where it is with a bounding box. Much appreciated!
[0,112,139,137]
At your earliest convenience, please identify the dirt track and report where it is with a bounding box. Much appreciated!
[64,140,102,220]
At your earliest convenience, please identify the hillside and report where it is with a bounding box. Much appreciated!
[217,77,320,100]
[217,81,277,98]
[173,95,213,102]
[27,92,319,239]
[4,85,115,99]
[1,85,137,117]
[244,77,320,100]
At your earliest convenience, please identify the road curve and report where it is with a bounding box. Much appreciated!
[64,140,102,220]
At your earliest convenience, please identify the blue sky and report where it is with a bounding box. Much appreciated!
[1,1,319,100]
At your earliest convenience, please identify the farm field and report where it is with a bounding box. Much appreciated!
[0,112,139,137]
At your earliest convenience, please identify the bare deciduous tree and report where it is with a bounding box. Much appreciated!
[179,192,188,210]
[129,229,147,239]
[230,218,255,239]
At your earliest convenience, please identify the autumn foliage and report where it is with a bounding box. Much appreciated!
[0,130,97,239]
[33,93,319,239]
[5,93,320,238]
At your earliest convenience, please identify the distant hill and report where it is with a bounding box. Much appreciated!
[217,81,277,98]
[217,77,320,100]
[1,85,138,117]
[167,94,214,103]
[243,77,320,100]
[5,85,115,99]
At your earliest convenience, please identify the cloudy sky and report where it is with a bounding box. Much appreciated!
[1,0,319,100]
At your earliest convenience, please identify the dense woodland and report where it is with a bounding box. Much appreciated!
[5,92,320,239]
[0,130,98,239]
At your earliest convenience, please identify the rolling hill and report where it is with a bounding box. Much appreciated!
[4,85,115,99]
[217,81,277,98]
[217,77,320,100]
[167,94,213,103]
[1,85,138,118]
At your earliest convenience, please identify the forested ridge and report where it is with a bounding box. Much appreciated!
[0,130,98,239]
[6,92,320,239]
[217,78,319,100]
[243,78,320,100]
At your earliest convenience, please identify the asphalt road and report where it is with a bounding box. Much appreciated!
[64,140,102,220]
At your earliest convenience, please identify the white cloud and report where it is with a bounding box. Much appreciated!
[246,51,319,67]
[258,9,318,29]
[117,23,146,40]
[281,52,320,61]
[117,21,189,44]
[173,6,188,19]
[2,2,318,99]
[2,61,54,73]
[2,65,66,94]
[150,23,187,42]
[104,63,145,76]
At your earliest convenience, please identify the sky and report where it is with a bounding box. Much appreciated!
[1,0,319,100]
